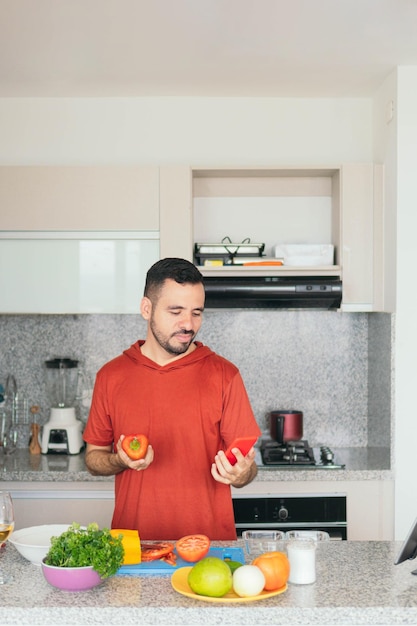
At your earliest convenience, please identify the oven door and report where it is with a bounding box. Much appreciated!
[232,494,347,540]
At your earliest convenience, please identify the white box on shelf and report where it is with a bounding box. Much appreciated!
[274,244,334,267]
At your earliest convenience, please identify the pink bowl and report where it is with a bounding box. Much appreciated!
[41,559,103,591]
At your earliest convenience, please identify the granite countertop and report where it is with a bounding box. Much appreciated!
[255,445,393,481]
[0,449,111,482]
[1,539,416,625]
[0,446,393,484]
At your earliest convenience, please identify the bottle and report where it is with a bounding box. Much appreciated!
[29,406,42,455]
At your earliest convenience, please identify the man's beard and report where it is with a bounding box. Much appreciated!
[149,319,195,356]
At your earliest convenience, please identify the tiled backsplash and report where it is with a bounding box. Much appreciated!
[0,311,393,449]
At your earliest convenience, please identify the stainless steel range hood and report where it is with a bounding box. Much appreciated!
[203,276,343,309]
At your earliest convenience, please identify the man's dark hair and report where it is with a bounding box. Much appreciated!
[144,258,204,300]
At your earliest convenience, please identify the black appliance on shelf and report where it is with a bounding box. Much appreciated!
[202,275,343,310]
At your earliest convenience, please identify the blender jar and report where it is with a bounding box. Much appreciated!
[45,358,79,408]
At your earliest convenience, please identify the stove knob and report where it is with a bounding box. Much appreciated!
[320,446,334,463]
[278,506,288,520]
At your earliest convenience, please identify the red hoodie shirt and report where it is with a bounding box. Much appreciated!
[83,341,261,540]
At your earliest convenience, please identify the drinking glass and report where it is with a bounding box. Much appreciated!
[0,411,7,448]
[0,491,15,584]
[2,423,17,455]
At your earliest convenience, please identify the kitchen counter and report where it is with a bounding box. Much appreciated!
[1,539,416,625]
[0,447,393,483]
[255,445,392,481]
[0,449,110,483]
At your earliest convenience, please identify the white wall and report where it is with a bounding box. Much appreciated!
[373,71,397,314]
[0,97,372,165]
[393,67,417,539]
[374,67,417,539]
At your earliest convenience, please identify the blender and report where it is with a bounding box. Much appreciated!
[41,358,85,455]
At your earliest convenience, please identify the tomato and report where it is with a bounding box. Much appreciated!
[141,542,176,565]
[252,551,290,591]
[122,434,149,460]
[175,534,210,562]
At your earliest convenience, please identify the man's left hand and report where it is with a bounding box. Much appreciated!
[211,447,257,488]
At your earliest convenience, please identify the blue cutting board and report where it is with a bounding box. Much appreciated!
[116,546,245,576]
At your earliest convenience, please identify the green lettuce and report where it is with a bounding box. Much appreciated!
[44,522,124,578]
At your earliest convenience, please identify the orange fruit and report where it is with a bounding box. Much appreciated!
[252,551,290,591]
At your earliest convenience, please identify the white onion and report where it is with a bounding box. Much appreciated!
[232,564,266,597]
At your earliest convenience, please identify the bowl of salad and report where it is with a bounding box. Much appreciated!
[41,522,124,591]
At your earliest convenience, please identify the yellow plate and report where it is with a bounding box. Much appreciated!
[171,567,287,603]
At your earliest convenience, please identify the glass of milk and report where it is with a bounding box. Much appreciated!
[287,536,317,585]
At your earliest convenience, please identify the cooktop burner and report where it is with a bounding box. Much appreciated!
[260,439,345,469]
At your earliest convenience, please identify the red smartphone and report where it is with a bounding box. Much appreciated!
[224,436,258,465]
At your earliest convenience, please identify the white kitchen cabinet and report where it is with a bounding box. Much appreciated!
[0,164,385,313]
[0,165,161,313]
[0,231,159,313]
[0,166,159,231]
[5,478,394,540]
[232,479,394,541]
[340,163,385,312]
[4,482,115,531]
[160,164,385,312]
[159,165,193,260]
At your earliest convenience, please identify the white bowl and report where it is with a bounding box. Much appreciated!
[9,524,71,566]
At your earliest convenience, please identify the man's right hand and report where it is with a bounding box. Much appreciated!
[116,435,154,472]
[85,440,154,476]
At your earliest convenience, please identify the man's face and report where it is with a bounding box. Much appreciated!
[143,279,205,356]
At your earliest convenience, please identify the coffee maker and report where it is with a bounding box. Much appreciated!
[41,358,85,455]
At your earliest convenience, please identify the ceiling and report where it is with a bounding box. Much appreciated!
[1,0,417,98]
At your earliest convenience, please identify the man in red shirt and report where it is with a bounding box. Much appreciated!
[83,258,261,540]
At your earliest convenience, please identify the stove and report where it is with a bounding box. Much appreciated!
[260,439,345,469]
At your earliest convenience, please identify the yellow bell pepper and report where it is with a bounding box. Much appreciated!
[110,528,141,565]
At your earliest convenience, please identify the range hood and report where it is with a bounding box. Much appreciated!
[203,276,342,310]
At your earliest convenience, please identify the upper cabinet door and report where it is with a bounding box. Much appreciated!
[340,163,384,311]
[0,166,159,231]
[0,234,159,314]
[159,165,193,260]
[0,166,161,313]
